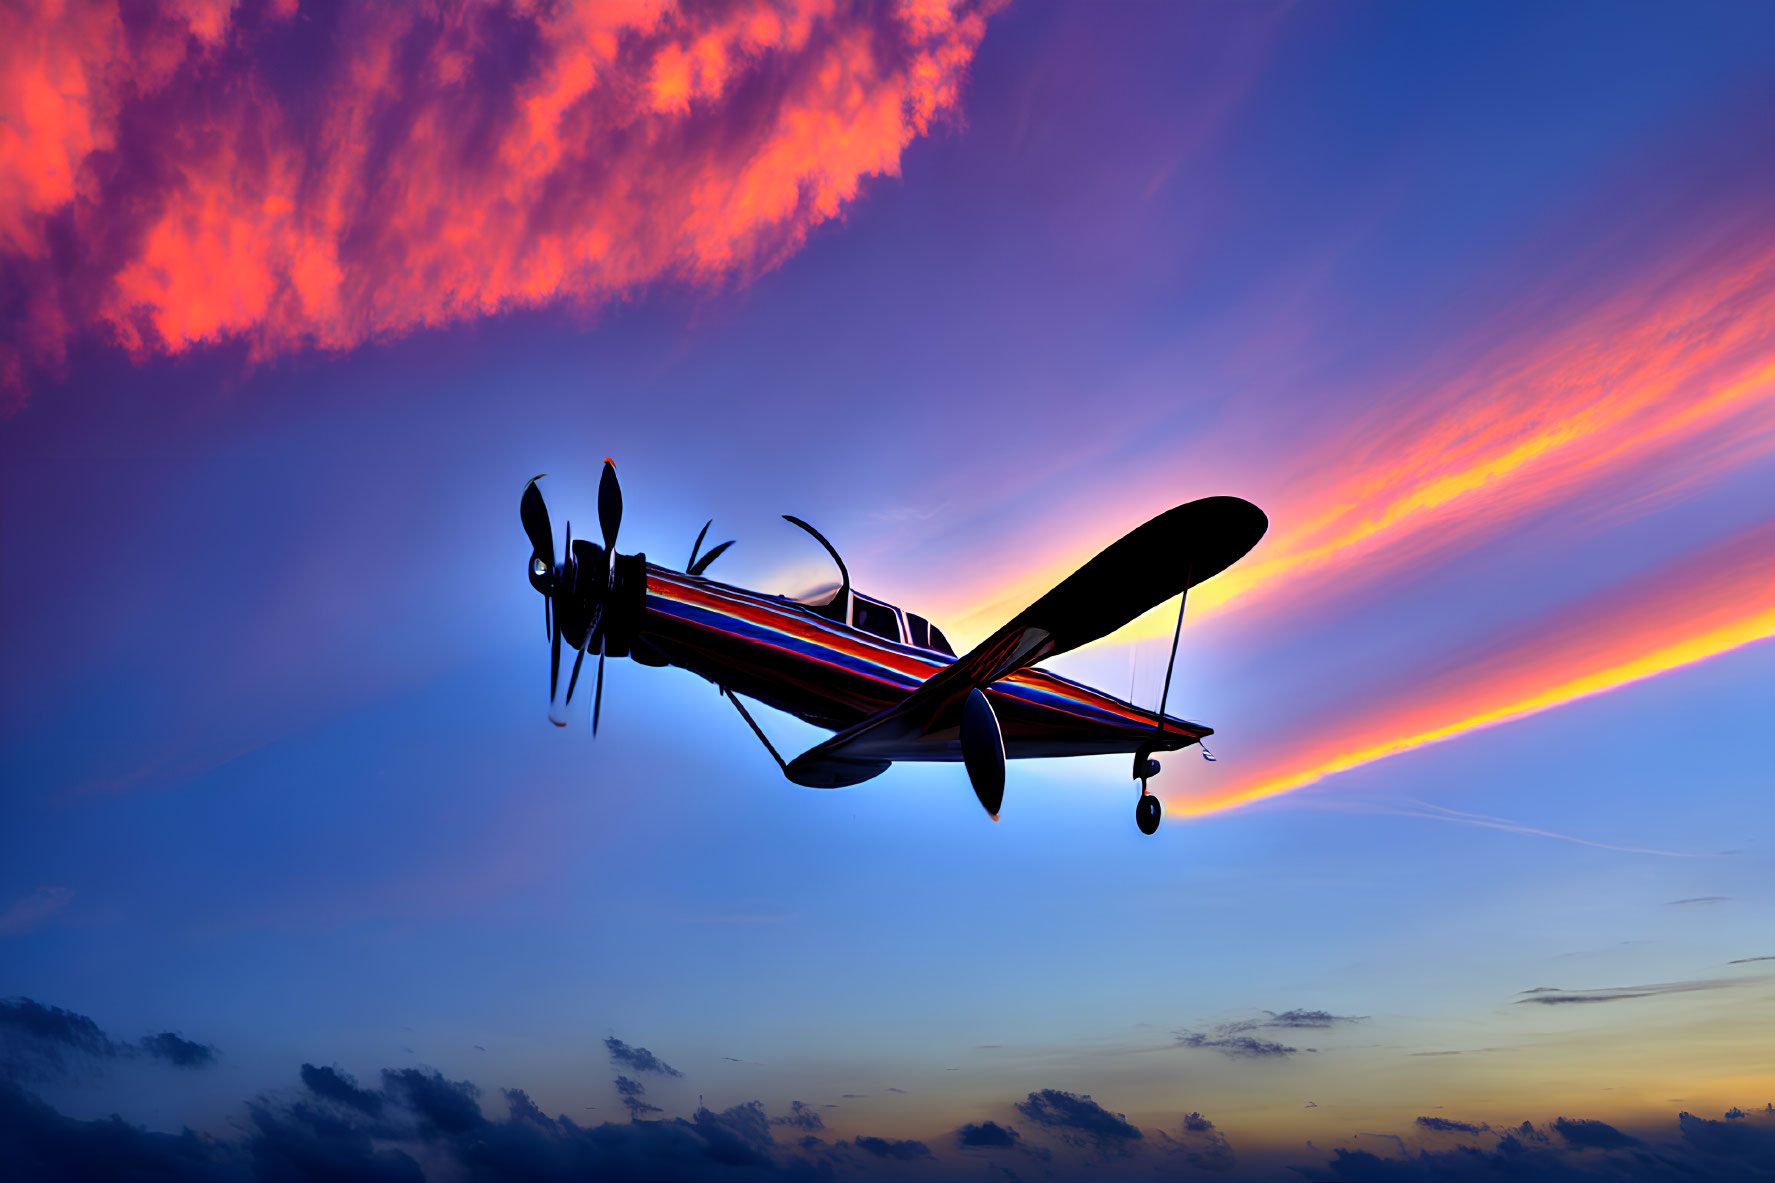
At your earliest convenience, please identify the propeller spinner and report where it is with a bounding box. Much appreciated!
[521,459,631,733]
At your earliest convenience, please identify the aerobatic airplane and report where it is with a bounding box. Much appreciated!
[520,461,1267,834]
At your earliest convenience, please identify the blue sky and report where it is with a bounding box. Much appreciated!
[3,2,1774,1179]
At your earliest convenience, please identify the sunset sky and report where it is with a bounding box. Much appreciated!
[3,2,1773,1179]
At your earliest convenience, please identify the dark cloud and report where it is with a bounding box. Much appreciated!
[301,1064,385,1117]
[850,1135,932,1161]
[1667,897,1730,906]
[139,1031,220,1068]
[10,1009,1775,1183]
[7,1062,1775,1183]
[1177,1032,1298,1058]
[0,998,113,1078]
[1014,1090,1143,1149]
[1,997,221,1081]
[1728,956,1775,965]
[1252,1010,1364,1029]
[1177,1009,1362,1058]
[686,1101,775,1168]
[771,1101,824,1131]
[1416,1116,1491,1134]
[384,1069,482,1136]
[606,1036,683,1078]
[1297,1112,1775,1182]
[0,1079,275,1183]
[1552,1116,1640,1149]
[1159,1113,1236,1172]
[957,1121,1020,1148]
[1679,1109,1775,1170]
[616,1075,663,1121]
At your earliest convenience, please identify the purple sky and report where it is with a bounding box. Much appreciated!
[3,3,1775,1180]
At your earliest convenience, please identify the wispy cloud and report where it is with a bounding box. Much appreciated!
[1176,1009,1363,1058]
[1514,976,1772,1006]
[0,886,72,935]
[1302,798,1701,858]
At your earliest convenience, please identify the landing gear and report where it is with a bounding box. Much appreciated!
[1135,790,1162,835]
[1133,746,1162,835]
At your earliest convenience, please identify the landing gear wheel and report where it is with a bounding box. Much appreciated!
[1135,791,1162,835]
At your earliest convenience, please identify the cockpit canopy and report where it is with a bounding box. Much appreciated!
[851,592,955,654]
[796,585,955,655]
[776,516,954,655]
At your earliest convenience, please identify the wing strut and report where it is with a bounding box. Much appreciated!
[720,686,788,773]
[1154,565,1190,737]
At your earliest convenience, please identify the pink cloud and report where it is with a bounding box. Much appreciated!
[1,0,999,406]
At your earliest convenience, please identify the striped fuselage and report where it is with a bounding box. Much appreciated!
[636,565,1209,762]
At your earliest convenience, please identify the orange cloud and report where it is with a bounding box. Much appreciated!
[1172,518,1775,816]
[0,0,997,404]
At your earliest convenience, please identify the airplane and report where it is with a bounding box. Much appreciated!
[519,460,1267,834]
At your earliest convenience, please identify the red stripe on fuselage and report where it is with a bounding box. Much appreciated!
[638,566,1207,745]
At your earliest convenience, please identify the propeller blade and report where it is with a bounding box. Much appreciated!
[544,595,550,642]
[688,519,711,573]
[564,625,593,705]
[547,612,565,726]
[688,539,733,577]
[592,639,607,737]
[520,475,553,568]
[598,459,622,553]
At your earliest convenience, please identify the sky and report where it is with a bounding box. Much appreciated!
[3,1,1774,1180]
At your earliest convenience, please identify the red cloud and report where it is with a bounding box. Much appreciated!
[0,0,996,405]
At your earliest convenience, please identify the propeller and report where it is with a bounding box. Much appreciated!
[521,460,630,734]
[586,460,621,734]
[686,519,734,577]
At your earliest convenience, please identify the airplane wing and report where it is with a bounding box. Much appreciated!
[783,496,1267,787]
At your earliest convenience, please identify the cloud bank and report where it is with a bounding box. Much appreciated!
[4,999,1774,1183]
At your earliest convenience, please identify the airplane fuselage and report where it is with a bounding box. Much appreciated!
[634,565,1209,762]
